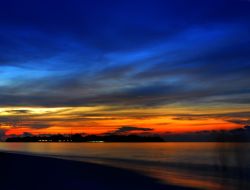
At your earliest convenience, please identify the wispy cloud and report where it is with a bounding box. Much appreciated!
[108,126,154,135]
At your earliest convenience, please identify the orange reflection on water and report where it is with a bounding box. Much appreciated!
[145,167,225,190]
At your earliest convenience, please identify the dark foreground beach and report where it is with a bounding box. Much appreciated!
[0,152,196,190]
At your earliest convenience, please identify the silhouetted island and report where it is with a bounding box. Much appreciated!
[163,126,250,142]
[5,126,250,142]
[5,134,164,142]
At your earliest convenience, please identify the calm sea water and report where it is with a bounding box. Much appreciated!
[0,142,250,190]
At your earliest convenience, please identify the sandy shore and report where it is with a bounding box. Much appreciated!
[0,152,196,190]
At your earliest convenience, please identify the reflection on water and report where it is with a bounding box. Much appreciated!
[0,142,249,190]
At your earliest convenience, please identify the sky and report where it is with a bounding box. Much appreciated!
[0,0,250,137]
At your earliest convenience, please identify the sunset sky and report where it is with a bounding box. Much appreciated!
[0,0,250,137]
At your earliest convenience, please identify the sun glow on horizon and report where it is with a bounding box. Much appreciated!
[1,104,247,137]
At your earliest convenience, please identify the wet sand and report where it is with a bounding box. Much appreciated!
[0,152,196,190]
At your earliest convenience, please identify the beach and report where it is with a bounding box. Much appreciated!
[0,152,195,190]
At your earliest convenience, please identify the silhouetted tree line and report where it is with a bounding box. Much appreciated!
[6,126,250,142]
[163,126,250,142]
[5,134,164,142]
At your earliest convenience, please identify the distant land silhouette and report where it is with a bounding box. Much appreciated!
[5,134,164,142]
[163,126,250,142]
[4,126,250,142]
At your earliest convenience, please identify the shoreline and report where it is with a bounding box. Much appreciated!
[0,151,195,190]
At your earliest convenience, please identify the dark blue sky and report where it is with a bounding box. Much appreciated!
[0,0,250,106]
[0,0,250,115]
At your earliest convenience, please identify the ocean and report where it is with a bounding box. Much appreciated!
[0,142,249,190]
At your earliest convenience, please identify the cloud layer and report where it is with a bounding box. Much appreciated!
[0,0,249,134]
[108,126,153,135]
